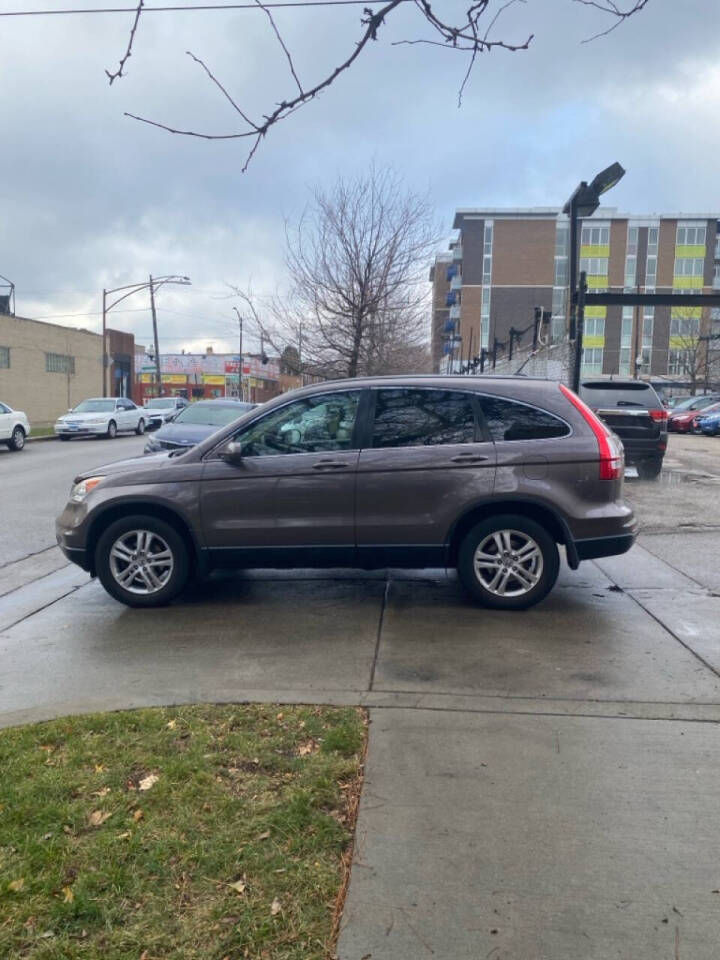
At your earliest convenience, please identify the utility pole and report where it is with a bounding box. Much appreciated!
[233,307,244,400]
[571,271,588,393]
[149,275,161,397]
[298,323,304,384]
[102,288,108,395]
[632,283,641,379]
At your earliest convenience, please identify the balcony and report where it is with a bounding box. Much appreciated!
[449,304,461,321]
[450,275,462,291]
[444,319,455,333]
[445,291,457,307]
[445,264,458,282]
[453,244,463,262]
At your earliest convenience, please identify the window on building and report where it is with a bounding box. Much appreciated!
[0,346,9,369]
[642,309,654,347]
[645,256,658,286]
[555,226,569,256]
[483,256,492,283]
[670,315,700,338]
[579,257,609,275]
[581,226,610,246]
[581,348,604,375]
[714,264,720,289]
[619,347,631,376]
[479,396,570,442]
[584,316,605,338]
[483,223,493,255]
[668,349,692,376]
[715,236,720,260]
[677,225,707,246]
[45,352,75,374]
[674,258,705,277]
[627,227,639,255]
[554,258,568,286]
[372,389,477,448]
[647,227,659,254]
[625,256,637,287]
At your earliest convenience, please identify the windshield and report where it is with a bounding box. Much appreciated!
[72,400,115,413]
[579,382,659,410]
[674,395,718,412]
[146,398,176,408]
[174,402,254,427]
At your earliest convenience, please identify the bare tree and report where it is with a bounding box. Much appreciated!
[231,166,437,378]
[109,0,651,169]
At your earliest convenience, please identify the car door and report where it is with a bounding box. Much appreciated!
[118,399,138,431]
[200,388,364,567]
[355,387,496,567]
[0,402,12,440]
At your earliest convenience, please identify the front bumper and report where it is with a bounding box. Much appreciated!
[55,423,108,436]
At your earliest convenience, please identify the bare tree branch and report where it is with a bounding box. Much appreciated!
[573,0,650,42]
[106,0,144,85]
[116,0,651,167]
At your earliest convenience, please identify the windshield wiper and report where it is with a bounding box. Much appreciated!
[616,400,645,407]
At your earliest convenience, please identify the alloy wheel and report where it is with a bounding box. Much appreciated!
[473,529,544,598]
[12,428,25,449]
[108,529,174,596]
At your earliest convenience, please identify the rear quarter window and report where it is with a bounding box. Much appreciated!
[479,395,570,442]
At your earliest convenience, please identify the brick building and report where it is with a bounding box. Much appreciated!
[0,313,104,424]
[431,207,720,382]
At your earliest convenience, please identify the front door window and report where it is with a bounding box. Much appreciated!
[238,391,361,456]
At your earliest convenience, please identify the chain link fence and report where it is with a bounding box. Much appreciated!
[487,338,573,382]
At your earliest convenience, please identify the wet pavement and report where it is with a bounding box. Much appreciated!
[1,431,719,957]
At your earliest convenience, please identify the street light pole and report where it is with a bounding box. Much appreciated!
[102,288,107,395]
[149,275,162,396]
[233,307,244,400]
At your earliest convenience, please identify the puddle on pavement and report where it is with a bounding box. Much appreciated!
[658,470,720,487]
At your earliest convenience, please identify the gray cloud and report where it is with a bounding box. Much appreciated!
[1,0,719,353]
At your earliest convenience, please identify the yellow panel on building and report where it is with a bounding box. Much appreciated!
[670,336,699,349]
[587,276,609,289]
[675,245,706,258]
[202,374,226,386]
[673,276,704,288]
[585,306,607,319]
[580,245,610,258]
[583,335,606,349]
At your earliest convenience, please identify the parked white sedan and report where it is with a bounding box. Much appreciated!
[0,401,31,451]
[54,398,146,440]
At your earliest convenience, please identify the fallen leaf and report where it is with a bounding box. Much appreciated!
[116,832,131,840]
[62,886,74,904]
[93,787,111,798]
[276,713,284,721]
[298,739,318,756]
[41,832,53,841]
[133,809,144,823]
[139,773,159,792]
[94,764,105,774]
[62,825,73,835]
[88,810,112,827]
[39,745,53,753]
[229,880,246,895]
[270,897,281,916]
[8,878,24,893]
[40,930,55,939]
[166,719,177,730]
[140,952,151,960]
[257,830,271,841]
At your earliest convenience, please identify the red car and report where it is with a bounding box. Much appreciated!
[670,400,720,433]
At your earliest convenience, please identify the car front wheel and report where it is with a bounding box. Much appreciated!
[457,514,559,610]
[95,515,190,607]
[105,420,117,440]
[7,426,25,451]
[135,418,145,435]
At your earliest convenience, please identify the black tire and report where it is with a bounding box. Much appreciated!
[637,458,663,480]
[8,426,25,451]
[135,418,146,436]
[59,435,71,442]
[95,514,190,608]
[457,514,560,610]
[105,420,117,440]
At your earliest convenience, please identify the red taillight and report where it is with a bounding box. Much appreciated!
[649,409,668,423]
[559,384,624,480]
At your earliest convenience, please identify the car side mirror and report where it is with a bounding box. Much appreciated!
[225,440,244,464]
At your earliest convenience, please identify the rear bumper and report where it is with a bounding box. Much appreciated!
[621,439,666,463]
[574,532,636,562]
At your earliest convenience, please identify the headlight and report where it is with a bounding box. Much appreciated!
[70,476,105,502]
[87,418,105,424]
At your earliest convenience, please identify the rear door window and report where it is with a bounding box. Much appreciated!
[479,396,570,442]
[371,388,477,448]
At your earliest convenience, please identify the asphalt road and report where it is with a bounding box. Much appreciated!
[0,433,147,566]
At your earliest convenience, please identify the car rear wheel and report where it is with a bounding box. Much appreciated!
[135,418,145,435]
[95,515,190,607]
[105,420,117,440]
[637,458,663,480]
[457,514,559,610]
[7,426,25,451]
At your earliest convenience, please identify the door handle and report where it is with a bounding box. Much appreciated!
[450,454,490,464]
[312,459,349,470]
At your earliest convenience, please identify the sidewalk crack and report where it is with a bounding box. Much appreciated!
[368,577,389,691]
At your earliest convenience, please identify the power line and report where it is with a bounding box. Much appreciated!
[0,1,396,17]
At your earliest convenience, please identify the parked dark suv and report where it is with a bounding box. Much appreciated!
[56,376,637,610]
[578,379,668,480]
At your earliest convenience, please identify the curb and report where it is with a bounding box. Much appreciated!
[27,434,58,443]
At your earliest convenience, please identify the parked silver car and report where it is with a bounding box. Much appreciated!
[55,398,146,440]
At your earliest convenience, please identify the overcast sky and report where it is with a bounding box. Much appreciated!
[1,0,719,355]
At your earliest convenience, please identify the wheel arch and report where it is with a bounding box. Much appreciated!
[446,497,578,569]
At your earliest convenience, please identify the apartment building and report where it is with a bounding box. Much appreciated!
[430,207,720,382]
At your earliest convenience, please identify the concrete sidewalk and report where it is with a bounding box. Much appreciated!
[2,540,720,956]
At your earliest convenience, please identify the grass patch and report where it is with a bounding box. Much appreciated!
[0,704,366,959]
[28,425,56,438]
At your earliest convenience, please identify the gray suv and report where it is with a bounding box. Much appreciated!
[56,376,637,610]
